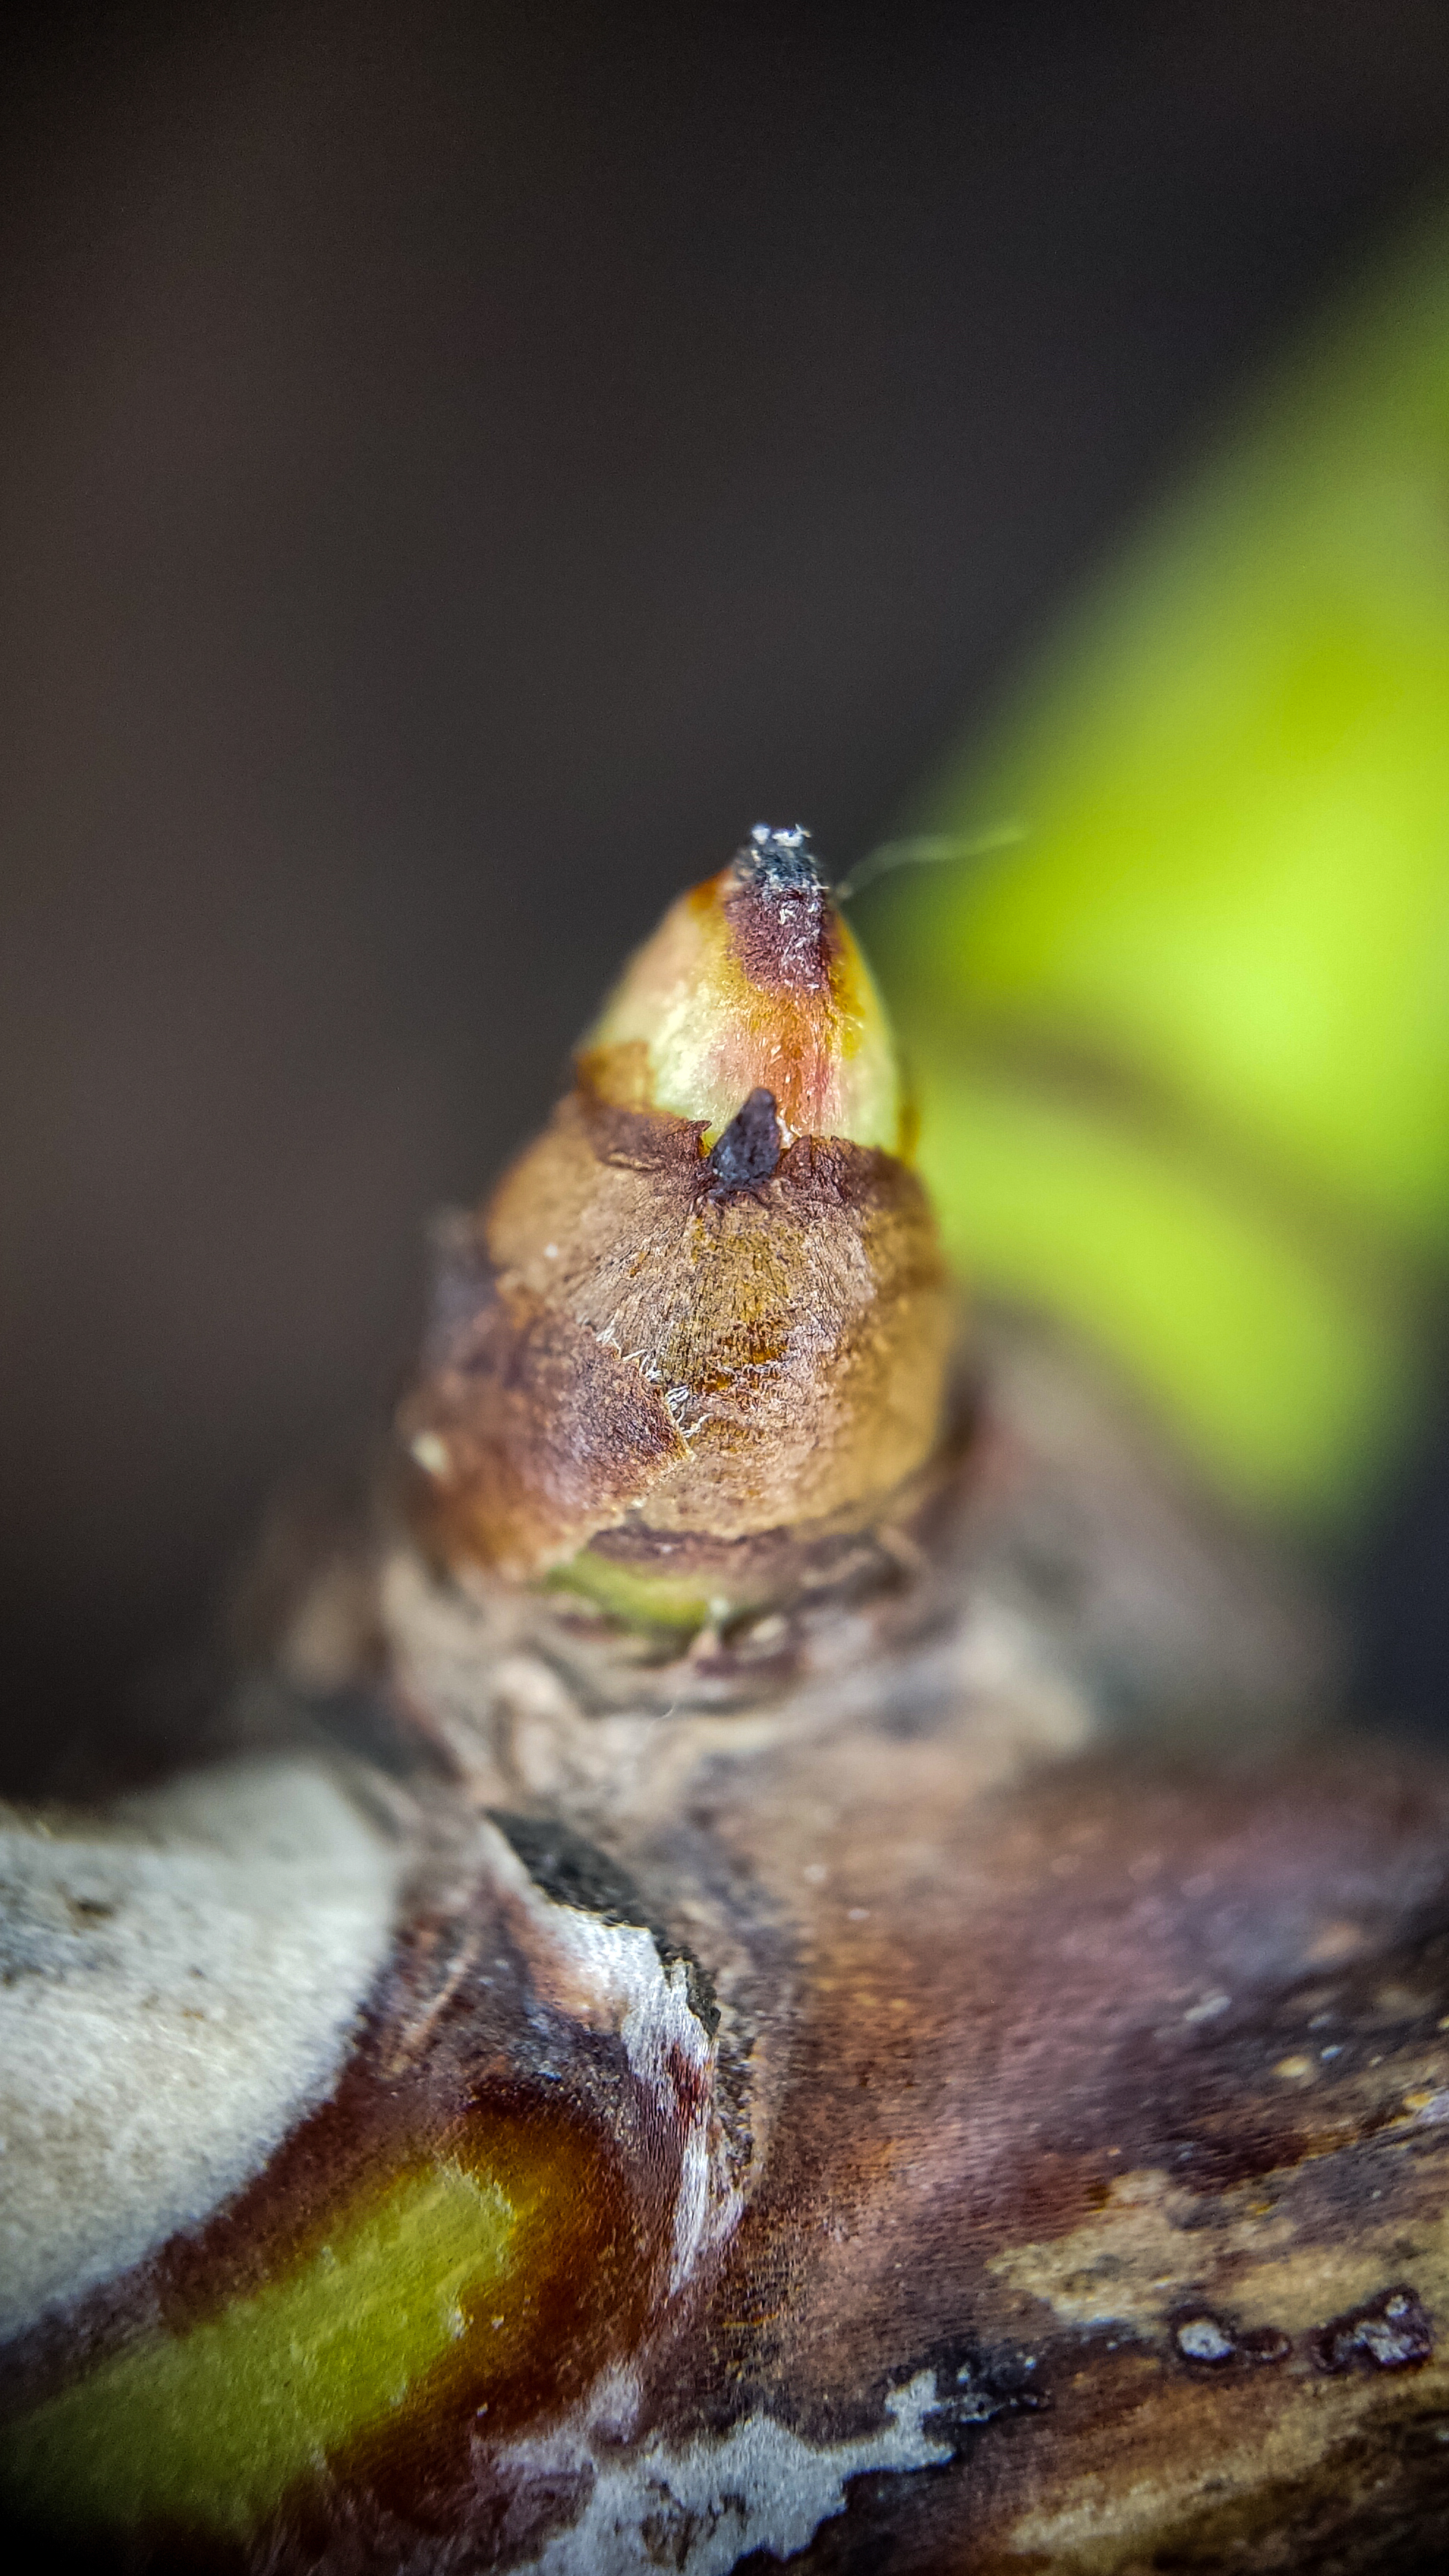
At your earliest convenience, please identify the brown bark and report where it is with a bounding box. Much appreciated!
[12,1319,1444,2574]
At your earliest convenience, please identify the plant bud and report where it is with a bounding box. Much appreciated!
[398,829,953,1620]
[586,822,904,1150]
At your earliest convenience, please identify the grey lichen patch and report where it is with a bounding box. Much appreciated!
[1174,2312,1291,2368]
[507,2370,952,2574]
[0,1756,404,2342]
[1316,2287,1434,2373]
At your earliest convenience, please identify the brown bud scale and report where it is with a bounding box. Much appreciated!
[401,1082,952,1587]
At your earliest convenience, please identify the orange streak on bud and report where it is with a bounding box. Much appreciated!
[586,828,904,1152]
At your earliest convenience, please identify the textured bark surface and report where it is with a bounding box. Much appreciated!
[11,1322,1446,2572]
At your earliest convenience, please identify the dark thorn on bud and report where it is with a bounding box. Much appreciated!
[708,1087,782,1193]
[737,824,824,899]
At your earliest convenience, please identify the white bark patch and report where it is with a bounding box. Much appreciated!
[480,1820,731,2292]
[0,1756,403,2342]
[504,2372,953,2573]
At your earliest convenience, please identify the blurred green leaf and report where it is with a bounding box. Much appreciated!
[874,202,1449,1523]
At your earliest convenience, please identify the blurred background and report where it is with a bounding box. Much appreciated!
[4,0,1449,1790]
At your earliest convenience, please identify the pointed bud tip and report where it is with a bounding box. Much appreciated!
[737,822,826,899]
[585,827,905,1153]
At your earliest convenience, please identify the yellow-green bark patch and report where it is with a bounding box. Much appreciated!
[1,2159,514,2541]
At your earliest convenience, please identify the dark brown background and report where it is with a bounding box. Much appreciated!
[4,0,1449,1786]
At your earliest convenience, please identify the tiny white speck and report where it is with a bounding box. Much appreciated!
[1184,1992,1232,2023]
[409,1432,451,1477]
[544,1243,559,1258]
[802,1862,828,1885]
[847,1906,870,1921]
